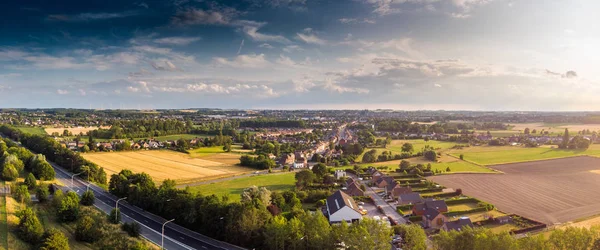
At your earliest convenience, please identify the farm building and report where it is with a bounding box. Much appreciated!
[442,218,474,231]
[326,190,362,223]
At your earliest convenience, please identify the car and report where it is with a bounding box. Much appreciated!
[358,201,365,205]
[254,171,260,174]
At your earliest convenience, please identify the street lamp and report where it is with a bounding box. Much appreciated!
[115,197,127,211]
[71,172,83,188]
[161,219,175,249]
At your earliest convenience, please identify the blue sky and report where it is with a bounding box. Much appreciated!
[1,0,599,110]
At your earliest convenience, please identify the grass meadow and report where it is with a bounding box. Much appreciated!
[189,173,296,202]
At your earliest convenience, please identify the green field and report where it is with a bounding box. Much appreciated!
[189,173,296,202]
[0,196,7,250]
[134,133,214,141]
[450,144,600,165]
[358,157,495,174]
[357,139,458,162]
[188,146,227,157]
[13,126,46,136]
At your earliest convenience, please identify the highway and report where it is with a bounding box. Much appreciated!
[1,135,245,250]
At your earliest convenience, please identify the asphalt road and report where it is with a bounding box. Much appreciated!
[52,162,245,250]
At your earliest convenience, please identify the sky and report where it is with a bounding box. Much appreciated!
[1,0,600,110]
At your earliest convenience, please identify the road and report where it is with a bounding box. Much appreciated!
[352,174,407,225]
[52,162,245,250]
[1,135,245,250]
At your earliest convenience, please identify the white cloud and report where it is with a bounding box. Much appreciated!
[57,89,69,95]
[237,39,245,55]
[47,11,138,22]
[133,45,172,55]
[234,20,291,43]
[150,60,181,72]
[213,54,270,68]
[296,33,327,45]
[338,18,376,24]
[0,73,22,78]
[259,43,274,49]
[23,55,85,70]
[283,45,302,53]
[171,8,235,26]
[153,37,201,46]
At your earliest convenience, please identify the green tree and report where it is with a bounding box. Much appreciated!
[40,229,70,250]
[311,163,327,178]
[57,191,80,222]
[16,207,44,243]
[241,186,271,207]
[36,184,50,203]
[561,128,570,149]
[401,143,414,153]
[13,185,30,203]
[549,226,596,250]
[24,172,37,190]
[300,212,334,249]
[401,224,427,250]
[524,128,530,134]
[295,170,316,190]
[80,190,95,206]
[399,160,411,170]
[2,163,18,181]
[263,216,288,250]
[75,215,101,243]
[122,222,142,237]
[423,150,437,161]
[344,218,393,250]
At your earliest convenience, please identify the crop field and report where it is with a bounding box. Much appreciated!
[449,144,600,165]
[359,153,495,174]
[82,150,254,184]
[430,156,600,224]
[189,173,296,201]
[13,126,46,136]
[45,126,109,135]
[509,123,600,134]
[357,139,458,162]
[188,146,228,157]
[134,133,214,141]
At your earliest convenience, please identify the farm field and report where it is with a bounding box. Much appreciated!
[13,126,46,136]
[358,154,495,174]
[134,133,214,141]
[188,146,228,157]
[449,144,600,165]
[508,123,600,134]
[189,172,296,201]
[45,126,109,135]
[82,150,254,184]
[356,139,458,162]
[430,156,600,224]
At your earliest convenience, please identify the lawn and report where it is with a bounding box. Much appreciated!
[5,197,29,249]
[481,223,521,233]
[134,133,214,141]
[460,210,507,222]
[13,126,46,136]
[0,196,7,250]
[188,146,227,157]
[356,139,458,162]
[189,173,296,202]
[447,203,479,212]
[359,157,495,174]
[449,144,600,165]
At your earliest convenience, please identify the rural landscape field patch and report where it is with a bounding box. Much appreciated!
[44,126,109,135]
[82,150,254,183]
[430,156,600,224]
[449,144,600,165]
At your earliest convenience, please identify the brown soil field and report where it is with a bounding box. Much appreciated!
[45,126,110,135]
[82,150,254,184]
[430,156,600,225]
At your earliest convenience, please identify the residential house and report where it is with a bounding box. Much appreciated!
[494,216,513,224]
[345,177,355,187]
[132,143,141,150]
[375,176,396,189]
[344,182,365,197]
[372,171,383,182]
[442,218,474,231]
[334,170,347,180]
[412,200,448,216]
[387,182,413,198]
[326,190,362,223]
[148,141,160,149]
[279,153,295,165]
[398,192,424,205]
[422,207,448,229]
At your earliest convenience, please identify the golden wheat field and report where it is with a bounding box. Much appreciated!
[82,150,254,184]
[45,126,110,135]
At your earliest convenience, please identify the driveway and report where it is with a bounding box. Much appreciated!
[351,174,407,225]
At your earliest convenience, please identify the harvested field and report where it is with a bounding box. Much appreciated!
[82,150,254,184]
[430,156,600,225]
[45,126,109,135]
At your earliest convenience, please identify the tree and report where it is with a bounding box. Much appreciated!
[24,173,37,190]
[80,190,95,206]
[401,143,414,153]
[561,128,570,149]
[13,185,30,203]
[532,129,537,134]
[109,208,121,224]
[423,150,437,161]
[75,215,101,243]
[36,184,50,203]
[399,160,411,170]
[241,186,271,207]
[57,191,80,222]
[263,216,288,250]
[2,163,18,181]
[40,229,70,250]
[122,222,142,237]
[401,224,427,250]
[16,207,44,243]
[343,218,393,250]
[460,154,464,160]
[299,212,334,249]
[311,163,327,178]
[524,128,530,134]
[295,170,316,190]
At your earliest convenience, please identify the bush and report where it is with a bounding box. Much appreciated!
[36,184,50,203]
[109,208,121,224]
[24,173,37,190]
[423,150,437,161]
[75,215,101,243]
[80,190,95,206]
[40,229,70,250]
[56,191,80,222]
[122,222,142,237]
[459,154,464,160]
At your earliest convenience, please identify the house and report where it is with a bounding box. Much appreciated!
[344,182,365,197]
[326,190,362,223]
[293,159,306,169]
[334,170,347,180]
[279,153,295,165]
[442,218,474,231]
[132,143,141,150]
[398,192,423,205]
[387,182,412,198]
[345,177,355,187]
[412,200,448,216]
[375,176,395,188]
[371,170,383,182]
[149,141,160,149]
[422,207,447,229]
[494,216,513,224]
